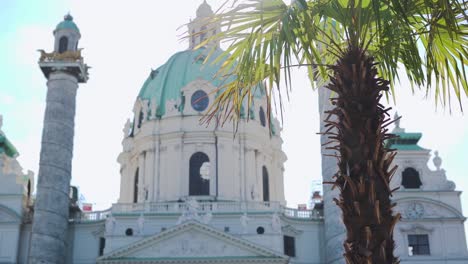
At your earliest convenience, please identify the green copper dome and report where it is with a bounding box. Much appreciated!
[0,133,18,158]
[138,48,227,117]
[136,47,272,133]
[55,14,80,33]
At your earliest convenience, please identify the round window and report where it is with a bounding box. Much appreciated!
[191,90,209,112]
[256,226,265,235]
[125,228,133,236]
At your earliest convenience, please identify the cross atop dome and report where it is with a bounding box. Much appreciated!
[64,13,73,21]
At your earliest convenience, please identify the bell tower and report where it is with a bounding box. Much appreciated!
[29,14,89,264]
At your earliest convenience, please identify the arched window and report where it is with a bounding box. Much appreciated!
[137,110,144,128]
[58,36,68,53]
[133,168,139,203]
[200,26,207,43]
[259,107,266,127]
[262,166,270,201]
[27,180,31,197]
[189,152,210,196]
[401,167,422,189]
[191,29,195,47]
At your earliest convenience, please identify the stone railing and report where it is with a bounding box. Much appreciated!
[112,201,282,214]
[283,207,323,219]
[70,208,111,223]
[69,201,322,222]
[109,201,322,220]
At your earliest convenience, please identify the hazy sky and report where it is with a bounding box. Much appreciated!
[0,0,467,229]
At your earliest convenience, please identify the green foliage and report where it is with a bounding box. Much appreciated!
[200,0,467,122]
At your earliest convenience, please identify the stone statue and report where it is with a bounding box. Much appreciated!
[176,214,187,225]
[177,198,201,224]
[394,112,400,128]
[271,213,282,233]
[202,212,213,224]
[137,213,145,235]
[123,119,131,137]
[37,49,55,62]
[433,151,442,171]
[240,213,250,234]
[186,197,200,218]
[105,214,116,235]
[165,99,178,116]
[141,100,149,121]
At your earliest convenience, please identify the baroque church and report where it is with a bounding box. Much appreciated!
[0,2,467,264]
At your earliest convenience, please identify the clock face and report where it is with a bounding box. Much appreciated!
[406,202,424,219]
[191,90,209,112]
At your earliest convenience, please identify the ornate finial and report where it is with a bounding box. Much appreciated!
[150,69,158,79]
[196,0,213,18]
[394,112,400,128]
[433,150,442,171]
[392,112,405,133]
[64,13,73,21]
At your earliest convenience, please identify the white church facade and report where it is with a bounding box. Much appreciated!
[0,2,467,264]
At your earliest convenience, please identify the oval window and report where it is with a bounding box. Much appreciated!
[191,90,209,112]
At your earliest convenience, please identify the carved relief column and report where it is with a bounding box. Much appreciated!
[319,88,346,264]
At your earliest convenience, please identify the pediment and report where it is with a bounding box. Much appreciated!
[0,205,21,223]
[98,221,287,263]
[394,198,463,220]
[281,225,303,236]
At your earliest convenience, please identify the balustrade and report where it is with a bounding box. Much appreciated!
[72,201,322,222]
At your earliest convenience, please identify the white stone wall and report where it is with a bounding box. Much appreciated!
[117,80,286,205]
[391,138,468,262]
[0,149,33,263]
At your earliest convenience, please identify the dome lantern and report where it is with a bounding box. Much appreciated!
[53,13,81,54]
[196,0,214,18]
[188,1,220,49]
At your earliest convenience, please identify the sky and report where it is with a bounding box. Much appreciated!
[0,0,467,231]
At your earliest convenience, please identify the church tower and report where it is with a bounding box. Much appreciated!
[29,14,89,263]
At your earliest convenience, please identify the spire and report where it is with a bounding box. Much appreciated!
[196,0,213,18]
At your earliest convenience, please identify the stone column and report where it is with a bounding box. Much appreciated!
[29,72,79,263]
[319,88,346,264]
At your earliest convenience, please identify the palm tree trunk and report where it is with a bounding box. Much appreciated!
[323,46,401,264]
